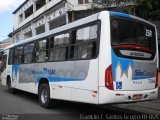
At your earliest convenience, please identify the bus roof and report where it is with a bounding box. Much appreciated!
[5,11,155,50]
[109,11,155,27]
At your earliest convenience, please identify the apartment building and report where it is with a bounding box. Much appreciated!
[12,0,153,44]
[10,0,95,43]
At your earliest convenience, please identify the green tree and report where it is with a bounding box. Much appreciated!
[136,0,160,20]
[92,0,132,8]
[91,0,160,20]
[91,0,137,15]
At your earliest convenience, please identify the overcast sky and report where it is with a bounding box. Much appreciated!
[0,0,25,41]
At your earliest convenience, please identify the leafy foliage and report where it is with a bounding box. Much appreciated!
[92,0,160,20]
[92,0,131,8]
[136,0,160,20]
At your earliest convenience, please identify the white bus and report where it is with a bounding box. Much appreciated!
[0,11,159,108]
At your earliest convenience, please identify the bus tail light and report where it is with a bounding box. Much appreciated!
[155,68,159,88]
[105,65,114,90]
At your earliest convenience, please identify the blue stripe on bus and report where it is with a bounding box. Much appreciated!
[109,11,131,18]
[36,76,84,83]
[133,77,155,80]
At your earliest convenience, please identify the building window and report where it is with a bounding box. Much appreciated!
[36,25,45,35]
[78,0,83,4]
[49,15,66,30]
[36,0,46,11]
[24,31,32,39]
[78,0,89,4]
[19,13,23,23]
[35,39,49,62]
[25,5,33,18]
[15,33,21,41]
[24,43,34,63]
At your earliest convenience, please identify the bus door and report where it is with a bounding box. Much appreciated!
[1,53,7,84]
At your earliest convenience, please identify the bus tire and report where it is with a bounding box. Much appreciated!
[38,83,53,108]
[7,77,16,94]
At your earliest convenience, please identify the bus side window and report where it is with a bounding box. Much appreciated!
[76,25,97,42]
[24,43,34,64]
[35,39,49,62]
[14,46,23,64]
[49,33,69,61]
[72,24,97,60]
[8,49,14,64]
[74,43,96,59]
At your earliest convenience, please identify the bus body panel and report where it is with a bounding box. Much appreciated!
[49,59,99,103]
[109,12,158,91]
[99,87,158,104]
[3,56,99,104]
[98,11,158,103]
[112,50,157,91]
[98,11,112,87]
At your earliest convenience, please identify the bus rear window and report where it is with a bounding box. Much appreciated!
[111,17,156,50]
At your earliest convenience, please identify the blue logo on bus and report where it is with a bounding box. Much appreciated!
[116,81,122,89]
[134,69,155,80]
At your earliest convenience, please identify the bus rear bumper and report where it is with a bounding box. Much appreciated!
[98,87,158,104]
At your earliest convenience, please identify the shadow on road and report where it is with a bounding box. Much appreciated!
[5,89,144,115]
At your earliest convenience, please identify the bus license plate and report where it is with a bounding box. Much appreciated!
[132,94,142,100]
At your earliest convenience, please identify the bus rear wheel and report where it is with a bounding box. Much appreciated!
[38,83,53,108]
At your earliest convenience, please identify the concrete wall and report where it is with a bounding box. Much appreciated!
[12,0,94,43]
[14,0,63,30]
[68,0,78,5]
[13,0,93,31]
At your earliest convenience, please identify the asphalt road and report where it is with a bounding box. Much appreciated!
[0,84,159,120]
